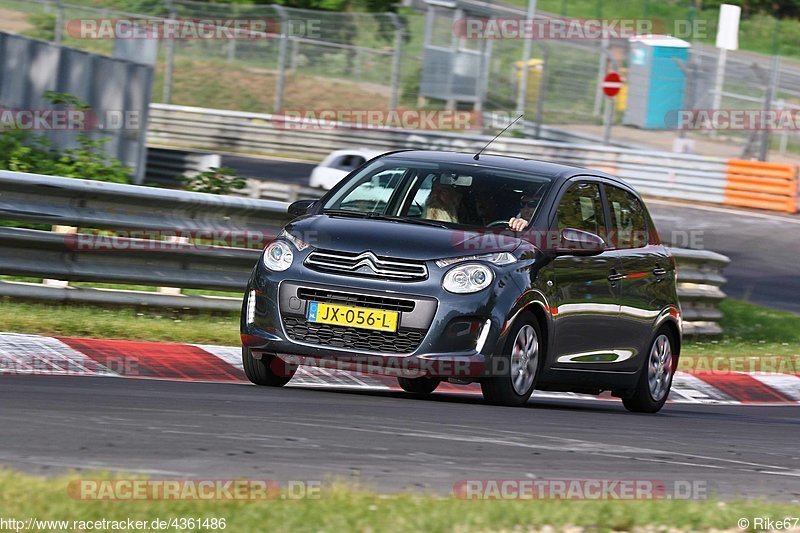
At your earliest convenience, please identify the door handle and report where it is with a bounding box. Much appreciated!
[652,267,667,277]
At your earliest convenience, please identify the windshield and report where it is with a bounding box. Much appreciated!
[321,157,552,230]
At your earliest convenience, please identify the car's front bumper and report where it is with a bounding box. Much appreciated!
[240,261,521,379]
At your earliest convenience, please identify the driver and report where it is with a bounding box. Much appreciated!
[474,191,499,226]
[507,189,544,231]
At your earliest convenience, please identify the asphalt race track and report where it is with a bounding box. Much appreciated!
[2,375,798,500]
[648,201,800,315]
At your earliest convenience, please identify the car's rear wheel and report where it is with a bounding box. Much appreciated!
[242,347,296,387]
[481,313,541,407]
[622,329,676,413]
[397,376,440,394]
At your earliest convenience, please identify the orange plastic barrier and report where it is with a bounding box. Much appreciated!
[724,159,798,214]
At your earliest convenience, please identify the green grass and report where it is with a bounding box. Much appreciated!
[0,276,242,298]
[0,469,798,532]
[0,299,240,345]
[682,299,800,358]
[509,0,800,59]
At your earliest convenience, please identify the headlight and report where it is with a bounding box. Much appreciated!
[436,252,516,268]
[280,229,309,251]
[263,241,294,271]
[442,263,494,294]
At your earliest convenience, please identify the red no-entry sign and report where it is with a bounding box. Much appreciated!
[602,72,623,97]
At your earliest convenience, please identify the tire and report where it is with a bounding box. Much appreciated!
[622,329,676,413]
[242,347,296,387]
[397,376,440,394]
[480,313,542,407]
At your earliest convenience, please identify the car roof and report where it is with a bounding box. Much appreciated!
[378,150,634,192]
[326,148,385,159]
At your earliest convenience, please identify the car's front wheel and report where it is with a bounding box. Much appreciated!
[242,347,296,387]
[481,313,541,407]
[622,329,676,413]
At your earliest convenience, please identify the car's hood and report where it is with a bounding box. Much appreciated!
[286,215,521,261]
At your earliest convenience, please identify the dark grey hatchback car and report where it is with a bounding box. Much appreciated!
[241,151,681,412]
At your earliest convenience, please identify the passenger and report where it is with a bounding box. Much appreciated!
[424,178,463,223]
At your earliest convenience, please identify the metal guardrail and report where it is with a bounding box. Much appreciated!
[0,170,728,335]
[144,147,221,187]
[147,103,799,213]
[0,170,291,232]
[668,248,730,336]
[242,179,324,203]
[147,103,732,205]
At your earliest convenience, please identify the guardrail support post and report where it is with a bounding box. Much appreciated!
[43,225,75,288]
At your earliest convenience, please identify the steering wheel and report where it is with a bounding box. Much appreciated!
[487,219,511,228]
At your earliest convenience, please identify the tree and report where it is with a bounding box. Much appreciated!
[701,0,800,19]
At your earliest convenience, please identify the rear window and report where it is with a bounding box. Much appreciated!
[606,185,649,249]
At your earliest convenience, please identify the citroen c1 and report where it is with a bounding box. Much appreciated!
[241,151,681,412]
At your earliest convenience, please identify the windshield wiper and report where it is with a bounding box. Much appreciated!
[322,209,369,218]
[365,213,449,229]
[323,209,448,229]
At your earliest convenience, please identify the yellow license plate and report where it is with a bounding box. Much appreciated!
[306,302,398,332]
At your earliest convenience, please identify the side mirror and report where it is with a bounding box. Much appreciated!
[554,228,606,256]
[287,199,316,218]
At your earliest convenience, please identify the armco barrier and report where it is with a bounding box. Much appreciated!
[0,170,728,335]
[724,159,798,214]
[144,147,221,187]
[148,103,797,213]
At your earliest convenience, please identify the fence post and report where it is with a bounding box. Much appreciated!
[758,54,780,162]
[758,19,782,162]
[709,47,727,138]
[515,0,537,117]
[592,35,609,116]
[290,37,299,72]
[533,44,549,138]
[388,13,404,111]
[227,4,238,63]
[162,0,176,104]
[354,48,362,81]
[54,0,64,45]
[273,5,288,113]
[227,39,237,63]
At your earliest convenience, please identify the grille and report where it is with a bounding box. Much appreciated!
[283,317,425,354]
[305,250,427,281]
[296,288,415,313]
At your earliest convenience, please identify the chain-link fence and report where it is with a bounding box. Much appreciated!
[1,0,800,159]
[0,0,416,113]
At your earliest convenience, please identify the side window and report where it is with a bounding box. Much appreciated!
[556,182,606,237]
[606,186,649,249]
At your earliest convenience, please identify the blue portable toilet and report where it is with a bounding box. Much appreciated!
[623,35,690,129]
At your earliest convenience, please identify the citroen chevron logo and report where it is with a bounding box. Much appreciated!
[351,251,382,274]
